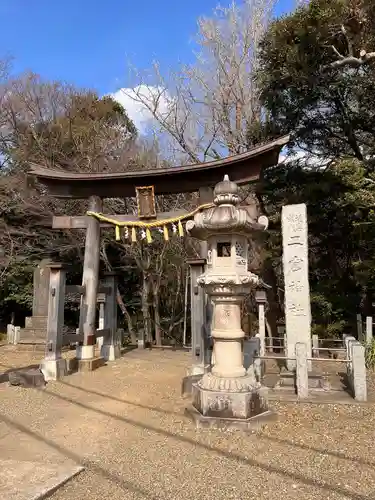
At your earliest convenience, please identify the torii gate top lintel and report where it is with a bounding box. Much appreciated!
[28,135,289,199]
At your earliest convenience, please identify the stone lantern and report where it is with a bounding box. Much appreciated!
[186,175,272,429]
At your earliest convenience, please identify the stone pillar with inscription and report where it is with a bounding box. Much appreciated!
[185,175,272,430]
[19,259,52,346]
[282,204,312,371]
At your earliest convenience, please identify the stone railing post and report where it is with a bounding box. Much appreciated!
[7,324,15,344]
[343,335,356,383]
[295,342,309,399]
[255,290,267,357]
[351,341,367,402]
[40,263,67,381]
[96,300,105,349]
[182,259,209,396]
[187,259,207,376]
[312,334,319,357]
[356,313,363,342]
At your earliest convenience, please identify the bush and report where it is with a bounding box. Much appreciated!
[364,339,375,370]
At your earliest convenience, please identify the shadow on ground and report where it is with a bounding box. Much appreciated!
[0,380,373,500]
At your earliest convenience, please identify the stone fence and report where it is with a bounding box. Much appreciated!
[6,324,20,345]
[245,334,367,402]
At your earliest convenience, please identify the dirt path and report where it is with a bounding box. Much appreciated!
[0,347,374,500]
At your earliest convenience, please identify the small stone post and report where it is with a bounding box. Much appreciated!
[187,259,207,375]
[255,290,267,357]
[351,341,367,402]
[366,316,373,344]
[100,272,120,361]
[40,264,67,381]
[295,342,309,399]
[312,334,319,357]
[14,326,20,344]
[182,259,209,396]
[7,324,15,344]
[357,314,363,342]
[96,300,105,349]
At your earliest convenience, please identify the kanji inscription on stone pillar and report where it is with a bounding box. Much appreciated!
[282,204,312,371]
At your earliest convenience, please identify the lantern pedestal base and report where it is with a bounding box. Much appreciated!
[187,380,273,430]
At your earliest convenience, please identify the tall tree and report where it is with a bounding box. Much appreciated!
[256,0,375,334]
[124,0,277,162]
[258,0,375,161]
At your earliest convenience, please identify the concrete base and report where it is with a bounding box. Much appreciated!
[40,358,67,381]
[76,344,95,360]
[185,405,275,431]
[192,382,269,421]
[68,357,105,373]
[181,374,204,397]
[276,371,329,390]
[101,344,121,361]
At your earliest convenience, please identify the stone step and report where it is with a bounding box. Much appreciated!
[19,328,47,342]
[25,316,48,329]
[14,343,46,352]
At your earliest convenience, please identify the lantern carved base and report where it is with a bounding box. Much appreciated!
[186,374,273,430]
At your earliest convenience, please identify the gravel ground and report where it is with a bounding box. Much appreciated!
[0,346,375,500]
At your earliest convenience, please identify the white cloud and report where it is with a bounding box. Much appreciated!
[279,147,331,169]
[110,85,172,135]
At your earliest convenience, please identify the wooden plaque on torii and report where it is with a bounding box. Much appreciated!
[136,185,156,219]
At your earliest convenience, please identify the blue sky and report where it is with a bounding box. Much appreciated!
[0,0,295,95]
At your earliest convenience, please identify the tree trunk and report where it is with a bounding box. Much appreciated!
[141,273,152,344]
[116,287,137,344]
[263,261,281,340]
[152,286,162,346]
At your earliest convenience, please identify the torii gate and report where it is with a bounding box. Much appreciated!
[29,135,288,373]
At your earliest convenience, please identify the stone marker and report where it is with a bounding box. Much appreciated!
[32,259,52,317]
[18,259,52,346]
[282,204,312,371]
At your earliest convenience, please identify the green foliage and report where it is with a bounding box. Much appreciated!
[256,0,375,337]
[258,0,375,160]
[1,261,34,309]
[364,339,375,370]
